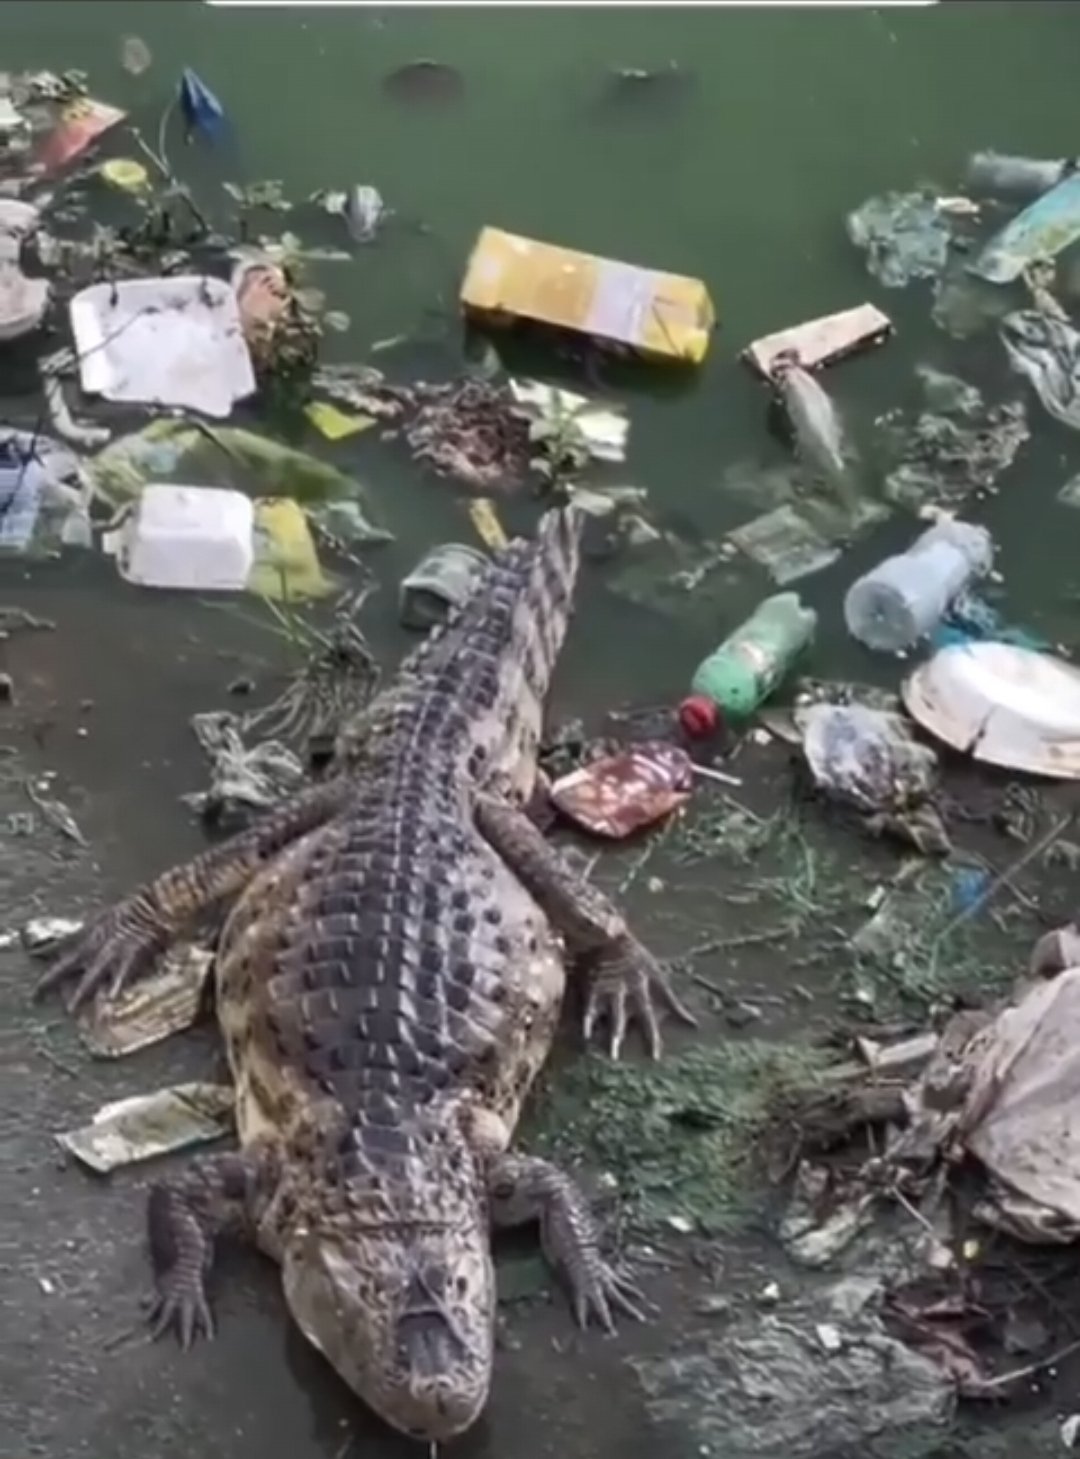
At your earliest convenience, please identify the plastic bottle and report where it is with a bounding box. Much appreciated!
[844,519,993,654]
[965,150,1071,201]
[681,592,818,725]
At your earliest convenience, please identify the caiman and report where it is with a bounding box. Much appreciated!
[38,504,693,1442]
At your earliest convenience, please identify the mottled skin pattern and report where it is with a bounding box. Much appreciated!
[37,506,693,1441]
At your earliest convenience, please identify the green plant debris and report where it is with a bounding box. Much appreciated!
[848,863,1028,1015]
[88,419,382,511]
[524,1040,832,1233]
[223,179,292,213]
[672,799,781,864]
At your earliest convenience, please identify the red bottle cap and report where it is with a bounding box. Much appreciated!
[678,694,720,739]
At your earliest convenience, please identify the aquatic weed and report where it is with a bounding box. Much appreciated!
[525,1040,831,1232]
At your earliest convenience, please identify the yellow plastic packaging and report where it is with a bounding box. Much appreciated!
[467,497,508,550]
[248,498,330,601]
[460,226,715,366]
[304,400,376,442]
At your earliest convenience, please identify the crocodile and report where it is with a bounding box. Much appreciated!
[38,504,693,1442]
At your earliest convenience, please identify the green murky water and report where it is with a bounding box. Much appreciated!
[9,0,1080,704]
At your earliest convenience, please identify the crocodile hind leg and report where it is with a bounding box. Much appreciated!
[36,777,348,1011]
[145,1146,276,1347]
[474,793,696,1059]
[487,1152,646,1331]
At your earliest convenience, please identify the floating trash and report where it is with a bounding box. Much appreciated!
[508,378,629,463]
[1000,309,1080,430]
[382,59,465,105]
[847,191,954,289]
[120,35,152,76]
[249,497,331,601]
[81,943,213,1058]
[344,184,388,243]
[881,368,1028,511]
[98,157,149,193]
[231,251,291,370]
[399,542,488,631]
[728,504,840,587]
[304,400,375,441]
[1058,472,1080,509]
[743,303,892,380]
[461,227,715,367]
[903,642,1080,779]
[36,95,126,173]
[550,741,693,839]
[106,484,255,593]
[23,915,83,952]
[771,353,851,489]
[88,420,387,534]
[970,169,1080,285]
[467,497,508,550]
[56,1083,233,1174]
[965,149,1071,202]
[179,67,227,142]
[0,200,50,342]
[70,276,256,419]
[183,711,305,827]
[844,519,993,655]
[799,703,946,854]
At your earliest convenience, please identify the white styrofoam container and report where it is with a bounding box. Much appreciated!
[69,275,256,419]
[112,484,255,591]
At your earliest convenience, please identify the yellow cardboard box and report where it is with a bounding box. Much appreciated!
[460,226,715,366]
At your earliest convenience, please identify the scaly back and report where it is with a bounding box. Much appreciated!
[391,504,585,796]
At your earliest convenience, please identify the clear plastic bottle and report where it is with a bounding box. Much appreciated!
[685,592,817,721]
[844,519,993,654]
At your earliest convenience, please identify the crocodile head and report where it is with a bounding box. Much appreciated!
[282,1202,495,1439]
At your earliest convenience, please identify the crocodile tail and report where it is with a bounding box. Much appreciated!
[402,505,585,777]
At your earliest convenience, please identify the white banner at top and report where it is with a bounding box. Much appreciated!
[207,1,939,7]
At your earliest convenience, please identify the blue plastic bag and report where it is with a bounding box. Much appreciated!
[179,68,227,143]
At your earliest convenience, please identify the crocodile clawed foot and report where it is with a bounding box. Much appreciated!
[34,900,166,1012]
[144,1270,216,1349]
[582,934,697,1060]
[569,1260,649,1334]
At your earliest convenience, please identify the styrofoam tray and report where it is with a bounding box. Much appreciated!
[70,275,256,419]
[903,641,1080,779]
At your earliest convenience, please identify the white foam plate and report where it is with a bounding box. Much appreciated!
[903,641,1080,779]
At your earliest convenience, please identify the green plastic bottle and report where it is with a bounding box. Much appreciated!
[689,592,817,719]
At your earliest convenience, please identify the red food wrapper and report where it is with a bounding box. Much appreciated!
[550,741,693,840]
[36,96,127,174]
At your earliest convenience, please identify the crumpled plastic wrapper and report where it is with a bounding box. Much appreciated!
[183,711,305,828]
[800,703,949,855]
[847,191,954,289]
[880,367,1028,511]
[1000,308,1080,431]
[550,741,693,839]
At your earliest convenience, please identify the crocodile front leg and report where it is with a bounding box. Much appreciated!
[474,793,696,1059]
[487,1152,645,1331]
[146,1146,276,1347]
[36,777,348,1010]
